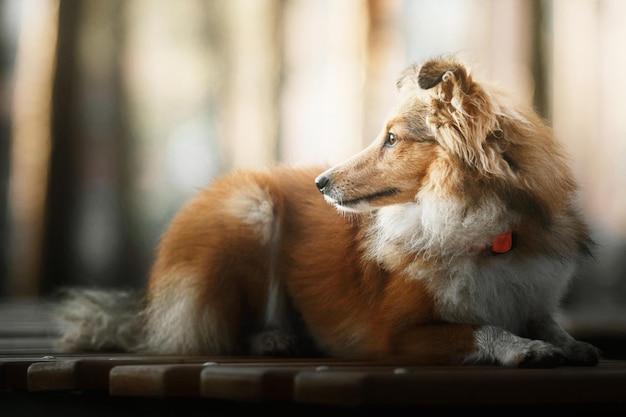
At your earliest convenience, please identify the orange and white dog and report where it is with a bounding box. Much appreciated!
[56,57,600,367]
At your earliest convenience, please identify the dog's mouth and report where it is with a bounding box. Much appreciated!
[332,188,400,209]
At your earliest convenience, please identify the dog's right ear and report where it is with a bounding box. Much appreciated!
[396,64,421,92]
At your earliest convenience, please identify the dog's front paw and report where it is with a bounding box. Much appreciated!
[561,340,602,366]
[515,340,565,368]
[471,326,566,368]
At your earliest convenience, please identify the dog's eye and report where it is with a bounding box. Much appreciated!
[385,132,399,147]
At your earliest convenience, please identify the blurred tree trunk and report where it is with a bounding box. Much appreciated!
[41,0,81,293]
[42,0,134,293]
[218,0,282,169]
[0,2,9,294]
[6,0,59,296]
[531,0,551,121]
[364,0,405,146]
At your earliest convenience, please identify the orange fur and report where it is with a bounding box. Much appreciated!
[55,57,600,367]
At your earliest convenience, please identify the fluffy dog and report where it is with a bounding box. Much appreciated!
[55,57,600,367]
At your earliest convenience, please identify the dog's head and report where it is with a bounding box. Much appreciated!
[316,57,575,226]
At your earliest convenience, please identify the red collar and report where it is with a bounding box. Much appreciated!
[484,231,516,255]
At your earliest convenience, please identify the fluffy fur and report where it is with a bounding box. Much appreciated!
[54,57,600,367]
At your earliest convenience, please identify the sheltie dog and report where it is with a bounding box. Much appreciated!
[55,57,600,367]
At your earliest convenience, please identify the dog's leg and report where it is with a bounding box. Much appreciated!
[249,276,298,356]
[466,325,567,367]
[392,323,568,367]
[249,329,297,356]
[524,317,601,366]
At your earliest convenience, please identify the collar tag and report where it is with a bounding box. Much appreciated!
[487,231,516,255]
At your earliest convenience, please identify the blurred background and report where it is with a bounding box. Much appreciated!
[0,0,624,334]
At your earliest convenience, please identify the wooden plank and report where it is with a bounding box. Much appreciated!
[27,359,80,391]
[0,356,56,390]
[201,365,311,402]
[200,361,422,402]
[22,355,359,393]
[294,360,626,406]
[108,358,360,399]
[5,352,626,408]
[26,355,212,392]
[109,364,206,397]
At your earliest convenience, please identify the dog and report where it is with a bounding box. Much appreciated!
[54,57,601,367]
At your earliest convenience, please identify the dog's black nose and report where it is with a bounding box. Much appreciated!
[315,174,330,193]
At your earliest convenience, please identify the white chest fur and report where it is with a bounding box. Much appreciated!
[431,256,575,333]
[367,201,574,334]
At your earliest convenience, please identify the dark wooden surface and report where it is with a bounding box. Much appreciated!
[1,298,626,416]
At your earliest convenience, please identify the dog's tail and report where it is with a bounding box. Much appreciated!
[51,288,146,353]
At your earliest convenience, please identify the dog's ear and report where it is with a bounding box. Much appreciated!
[417,58,492,129]
[413,58,509,177]
[396,59,471,95]
[417,59,469,91]
[396,64,421,92]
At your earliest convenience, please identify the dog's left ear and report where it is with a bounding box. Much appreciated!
[406,58,508,176]
[396,59,471,95]
[417,59,482,113]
